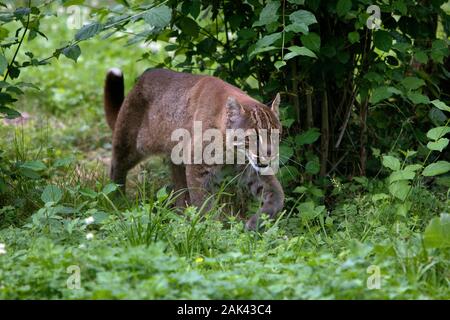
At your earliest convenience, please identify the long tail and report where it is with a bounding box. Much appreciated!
[104,68,125,130]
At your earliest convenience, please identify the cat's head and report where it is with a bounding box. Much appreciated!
[226,94,281,172]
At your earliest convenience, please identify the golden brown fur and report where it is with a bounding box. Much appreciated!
[104,68,284,229]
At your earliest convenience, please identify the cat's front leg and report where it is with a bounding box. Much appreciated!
[246,175,284,230]
[185,164,219,213]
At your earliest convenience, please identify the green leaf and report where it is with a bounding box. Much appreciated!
[284,46,317,60]
[400,77,425,90]
[295,128,321,145]
[414,51,428,64]
[423,213,450,249]
[426,126,450,141]
[102,183,118,195]
[427,138,449,152]
[382,155,400,171]
[279,144,294,160]
[41,185,63,204]
[389,180,411,201]
[407,92,430,105]
[287,10,317,34]
[274,61,286,70]
[300,32,321,52]
[255,32,282,48]
[373,30,392,52]
[388,170,415,184]
[62,45,81,62]
[370,86,394,104]
[404,164,422,172]
[144,5,172,30]
[178,17,199,37]
[80,188,97,199]
[431,99,450,112]
[75,22,102,41]
[249,32,283,59]
[298,201,324,220]
[63,0,85,6]
[157,187,168,201]
[348,31,360,44]
[422,161,450,177]
[0,106,21,119]
[20,161,46,171]
[305,160,320,175]
[0,53,7,75]
[253,1,280,27]
[336,0,352,17]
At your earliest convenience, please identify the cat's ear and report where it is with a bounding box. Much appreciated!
[226,96,244,120]
[271,93,281,118]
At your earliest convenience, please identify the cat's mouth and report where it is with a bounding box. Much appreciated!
[246,153,271,171]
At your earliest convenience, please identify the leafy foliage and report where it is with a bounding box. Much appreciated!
[0,0,449,299]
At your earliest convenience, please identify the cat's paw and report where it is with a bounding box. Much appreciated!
[245,214,260,231]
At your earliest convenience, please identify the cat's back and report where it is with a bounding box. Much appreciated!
[137,68,205,102]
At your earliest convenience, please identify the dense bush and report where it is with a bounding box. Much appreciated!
[0,0,449,299]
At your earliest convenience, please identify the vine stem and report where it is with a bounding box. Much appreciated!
[1,0,32,89]
[281,0,285,60]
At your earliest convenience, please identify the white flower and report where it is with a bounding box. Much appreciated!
[0,243,6,255]
[86,233,94,240]
[84,216,95,225]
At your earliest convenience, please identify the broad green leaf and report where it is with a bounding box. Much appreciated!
[295,128,321,145]
[404,164,422,172]
[274,61,286,70]
[407,92,430,105]
[144,5,172,30]
[300,32,321,52]
[382,155,400,171]
[178,17,199,37]
[287,10,317,34]
[0,106,21,119]
[336,0,352,17]
[157,187,168,201]
[102,183,118,195]
[253,1,280,27]
[41,185,63,204]
[80,188,97,199]
[396,202,411,217]
[373,30,392,52]
[249,46,278,59]
[0,53,7,75]
[255,32,282,49]
[298,201,324,220]
[305,160,320,175]
[62,45,81,62]
[414,51,428,64]
[431,99,450,112]
[279,144,294,160]
[370,86,393,104]
[423,213,450,249]
[372,193,390,201]
[400,77,425,90]
[426,126,450,141]
[284,46,317,60]
[427,138,449,152]
[75,22,102,41]
[20,160,46,171]
[348,31,360,44]
[389,170,415,184]
[63,0,85,6]
[422,161,450,177]
[388,180,411,201]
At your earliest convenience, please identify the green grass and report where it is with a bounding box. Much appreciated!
[0,12,449,300]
